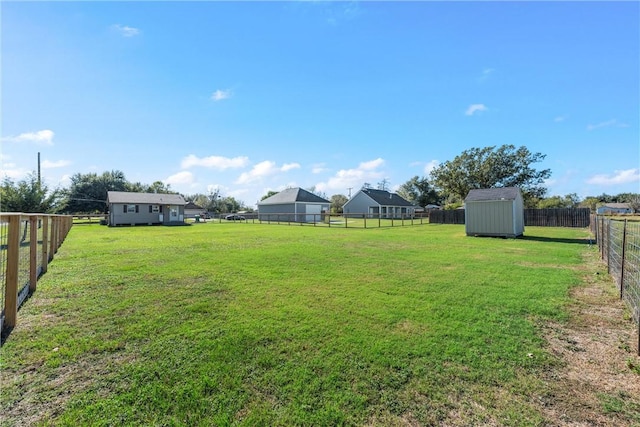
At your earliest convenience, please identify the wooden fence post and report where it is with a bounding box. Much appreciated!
[29,216,38,293]
[41,216,49,273]
[4,215,21,330]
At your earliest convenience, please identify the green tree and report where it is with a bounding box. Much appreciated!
[1,173,62,213]
[538,193,580,209]
[430,145,551,206]
[329,194,348,213]
[397,176,441,208]
[63,170,129,213]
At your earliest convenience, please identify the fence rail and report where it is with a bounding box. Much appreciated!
[593,216,640,355]
[1,213,72,340]
[429,208,591,227]
[205,212,428,228]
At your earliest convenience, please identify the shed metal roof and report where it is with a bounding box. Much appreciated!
[258,187,330,205]
[107,191,186,205]
[360,189,415,207]
[465,187,522,202]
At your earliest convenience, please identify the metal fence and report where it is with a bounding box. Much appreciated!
[593,216,640,355]
[429,208,591,227]
[1,213,73,341]
[205,212,429,228]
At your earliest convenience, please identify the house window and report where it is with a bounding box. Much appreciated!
[149,205,160,213]
[124,204,138,213]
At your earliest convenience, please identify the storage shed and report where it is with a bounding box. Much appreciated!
[464,187,524,237]
[107,191,187,226]
[257,187,330,223]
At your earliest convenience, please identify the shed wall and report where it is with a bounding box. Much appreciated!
[465,200,524,237]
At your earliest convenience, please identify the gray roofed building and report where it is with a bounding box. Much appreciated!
[464,187,522,202]
[257,187,330,223]
[107,191,186,205]
[259,187,330,205]
[464,187,524,237]
[107,191,187,226]
[342,188,417,219]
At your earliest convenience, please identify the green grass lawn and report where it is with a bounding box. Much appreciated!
[1,223,592,425]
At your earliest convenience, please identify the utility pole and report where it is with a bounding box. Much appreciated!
[37,152,41,186]
[347,187,353,198]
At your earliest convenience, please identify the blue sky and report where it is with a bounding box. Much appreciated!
[2,1,638,207]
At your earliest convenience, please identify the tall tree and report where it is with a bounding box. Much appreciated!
[1,173,62,213]
[329,194,348,213]
[430,145,551,205]
[537,193,580,209]
[397,176,441,208]
[63,170,129,213]
[377,179,390,191]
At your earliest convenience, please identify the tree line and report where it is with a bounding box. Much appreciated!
[2,145,638,214]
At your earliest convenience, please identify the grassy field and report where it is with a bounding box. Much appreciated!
[0,222,618,425]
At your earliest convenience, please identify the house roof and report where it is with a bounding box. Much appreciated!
[107,191,186,205]
[258,187,330,205]
[465,187,521,202]
[184,202,204,210]
[359,189,415,207]
[599,203,632,209]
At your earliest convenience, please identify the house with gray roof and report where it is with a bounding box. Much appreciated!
[464,187,524,237]
[342,188,417,219]
[596,203,634,215]
[257,187,330,223]
[107,191,187,226]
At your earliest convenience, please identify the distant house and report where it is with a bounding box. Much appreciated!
[257,187,330,223]
[184,201,206,219]
[342,188,417,219]
[465,187,524,238]
[596,203,634,215]
[107,191,187,226]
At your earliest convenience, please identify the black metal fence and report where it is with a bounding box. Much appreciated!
[205,213,428,228]
[429,208,591,227]
[593,216,640,355]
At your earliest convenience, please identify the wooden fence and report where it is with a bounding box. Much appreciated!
[429,208,591,227]
[593,216,640,355]
[1,213,73,340]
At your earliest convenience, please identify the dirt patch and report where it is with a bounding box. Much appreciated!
[538,249,640,426]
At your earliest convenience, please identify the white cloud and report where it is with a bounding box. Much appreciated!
[554,116,567,122]
[281,162,301,172]
[315,158,385,194]
[165,171,195,185]
[465,104,487,116]
[235,160,298,185]
[236,161,278,184]
[2,129,55,145]
[586,169,640,186]
[181,154,249,170]
[478,68,495,82]
[0,165,29,180]
[211,89,232,101]
[111,24,140,37]
[42,159,71,169]
[586,119,629,131]
[424,160,439,175]
[312,163,329,174]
